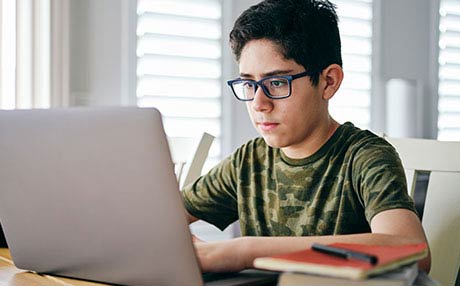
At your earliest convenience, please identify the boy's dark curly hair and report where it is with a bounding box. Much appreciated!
[229,0,342,85]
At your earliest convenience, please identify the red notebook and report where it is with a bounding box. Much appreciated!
[253,243,428,280]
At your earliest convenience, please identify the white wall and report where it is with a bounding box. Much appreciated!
[373,0,440,138]
[68,0,136,107]
[68,0,441,152]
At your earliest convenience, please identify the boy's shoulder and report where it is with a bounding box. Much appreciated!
[339,122,394,152]
[338,123,402,169]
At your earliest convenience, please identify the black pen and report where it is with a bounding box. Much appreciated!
[311,243,378,265]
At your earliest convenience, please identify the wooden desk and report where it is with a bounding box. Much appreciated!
[0,248,109,286]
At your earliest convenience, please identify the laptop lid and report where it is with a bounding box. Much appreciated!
[0,107,203,286]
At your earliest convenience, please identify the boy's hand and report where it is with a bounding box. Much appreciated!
[192,237,251,273]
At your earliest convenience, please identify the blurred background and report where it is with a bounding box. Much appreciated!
[0,0,458,241]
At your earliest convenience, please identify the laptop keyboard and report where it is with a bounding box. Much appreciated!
[202,269,279,286]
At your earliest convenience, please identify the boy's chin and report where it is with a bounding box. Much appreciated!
[261,135,285,149]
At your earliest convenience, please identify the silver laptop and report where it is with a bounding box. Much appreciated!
[0,107,203,285]
[0,107,278,286]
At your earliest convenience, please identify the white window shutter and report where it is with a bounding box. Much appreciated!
[136,0,222,171]
[438,0,460,141]
[331,0,373,130]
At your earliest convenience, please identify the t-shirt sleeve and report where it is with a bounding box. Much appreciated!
[352,138,417,223]
[181,153,239,231]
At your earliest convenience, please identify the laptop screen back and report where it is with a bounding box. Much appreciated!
[0,107,202,286]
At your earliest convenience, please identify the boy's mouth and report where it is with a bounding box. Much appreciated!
[257,122,279,132]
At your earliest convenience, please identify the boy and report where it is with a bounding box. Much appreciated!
[182,0,430,273]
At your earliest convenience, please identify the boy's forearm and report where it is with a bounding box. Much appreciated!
[241,233,430,272]
[242,233,392,264]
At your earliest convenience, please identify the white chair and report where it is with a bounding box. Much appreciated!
[385,137,460,285]
[168,132,215,189]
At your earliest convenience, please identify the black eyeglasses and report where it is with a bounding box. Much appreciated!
[226,70,315,101]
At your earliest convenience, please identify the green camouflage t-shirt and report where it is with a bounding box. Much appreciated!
[182,122,416,236]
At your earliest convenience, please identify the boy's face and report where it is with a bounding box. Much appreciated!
[238,39,330,154]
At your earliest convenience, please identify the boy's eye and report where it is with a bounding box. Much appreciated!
[242,81,255,89]
[270,79,287,87]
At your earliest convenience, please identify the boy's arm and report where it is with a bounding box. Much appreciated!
[192,208,431,273]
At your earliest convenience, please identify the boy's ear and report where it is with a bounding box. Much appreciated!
[320,64,343,100]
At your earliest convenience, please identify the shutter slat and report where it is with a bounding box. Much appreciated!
[138,77,220,99]
[137,36,221,60]
[137,55,221,79]
[139,11,220,23]
[137,0,221,20]
[137,13,221,40]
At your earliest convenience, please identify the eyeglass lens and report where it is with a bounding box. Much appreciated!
[233,77,290,100]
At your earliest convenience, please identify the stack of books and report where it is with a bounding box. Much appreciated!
[253,243,429,286]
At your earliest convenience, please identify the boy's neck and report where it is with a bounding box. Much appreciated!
[281,118,340,159]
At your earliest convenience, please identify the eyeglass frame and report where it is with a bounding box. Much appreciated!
[226,70,317,101]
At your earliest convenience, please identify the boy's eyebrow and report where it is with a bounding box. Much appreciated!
[239,69,295,78]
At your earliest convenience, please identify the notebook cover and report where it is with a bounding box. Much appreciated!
[253,243,427,280]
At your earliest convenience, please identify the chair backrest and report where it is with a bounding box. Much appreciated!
[385,137,460,285]
[168,132,215,189]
